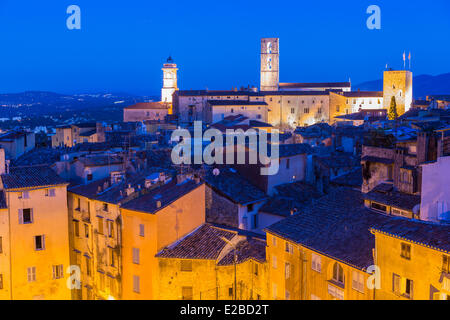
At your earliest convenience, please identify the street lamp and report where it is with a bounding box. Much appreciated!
[221,237,237,300]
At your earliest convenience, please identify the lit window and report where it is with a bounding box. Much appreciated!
[27,267,36,282]
[132,248,140,265]
[52,265,64,279]
[311,253,321,273]
[133,275,140,293]
[332,263,344,285]
[352,271,364,293]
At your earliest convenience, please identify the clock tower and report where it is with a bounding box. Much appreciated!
[260,38,279,91]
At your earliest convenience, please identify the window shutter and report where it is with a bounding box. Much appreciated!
[42,235,45,250]
[18,209,23,224]
[31,209,34,223]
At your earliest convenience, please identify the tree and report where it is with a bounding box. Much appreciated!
[388,96,398,120]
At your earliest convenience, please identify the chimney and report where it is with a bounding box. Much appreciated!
[0,149,5,175]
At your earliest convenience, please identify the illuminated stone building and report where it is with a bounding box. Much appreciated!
[52,123,105,148]
[383,70,413,116]
[371,219,450,300]
[156,224,269,300]
[67,170,205,300]
[0,161,71,300]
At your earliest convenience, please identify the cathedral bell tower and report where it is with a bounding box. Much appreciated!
[260,38,279,91]
[161,56,178,113]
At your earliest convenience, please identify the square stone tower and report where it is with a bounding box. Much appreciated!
[260,38,279,91]
[161,56,178,107]
[383,70,413,116]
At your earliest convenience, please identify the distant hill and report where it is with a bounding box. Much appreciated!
[354,73,450,99]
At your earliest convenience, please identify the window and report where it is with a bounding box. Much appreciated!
[182,286,193,300]
[34,235,45,251]
[304,108,309,114]
[107,221,114,238]
[0,236,2,254]
[443,255,450,273]
[98,217,104,235]
[336,105,340,112]
[251,214,258,229]
[84,224,89,238]
[109,248,115,267]
[317,108,322,114]
[247,203,254,212]
[181,260,193,272]
[73,220,80,237]
[19,191,30,199]
[133,275,140,293]
[393,274,413,298]
[286,158,290,169]
[285,290,290,300]
[52,265,64,279]
[132,248,140,265]
[272,255,277,269]
[27,267,36,282]
[272,236,277,247]
[371,202,387,212]
[19,208,33,224]
[352,271,364,293]
[311,253,321,273]
[401,243,411,260]
[285,242,293,254]
[0,274,3,289]
[285,262,291,279]
[87,173,93,181]
[85,257,92,276]
[291,108,295,114]
[103,203,108,212]
[46,189,56,197]
[253,263,259,276]
[228,287,233,297]
[76,198,81,210]
[332,263,344,285]
[139,224,145,237]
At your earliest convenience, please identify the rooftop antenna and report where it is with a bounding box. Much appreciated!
[408,52,411,70]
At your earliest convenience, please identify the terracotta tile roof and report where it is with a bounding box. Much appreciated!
[342,91,383,98]
[77,155,124,167]
[156,223,267,265]
[371,219,450,253]
[331,168,363,188]
[124,102,169,110]
[0,191,6,209]
[218,238,266,265]
[279,82,351,89]
[363,183,421,211]
[156,224,236,260]
[265,187,394,270]
[205,168,267,205]
[121,178,203,214]
[1,165,68,190]
[361,155,394,164]
[207,100,267,106]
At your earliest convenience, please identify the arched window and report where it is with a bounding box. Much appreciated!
[332,263,344,284]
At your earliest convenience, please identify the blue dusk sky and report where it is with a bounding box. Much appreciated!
[0,0,449,96]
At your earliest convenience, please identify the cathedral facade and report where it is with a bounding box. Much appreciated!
[173,38,412,129]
